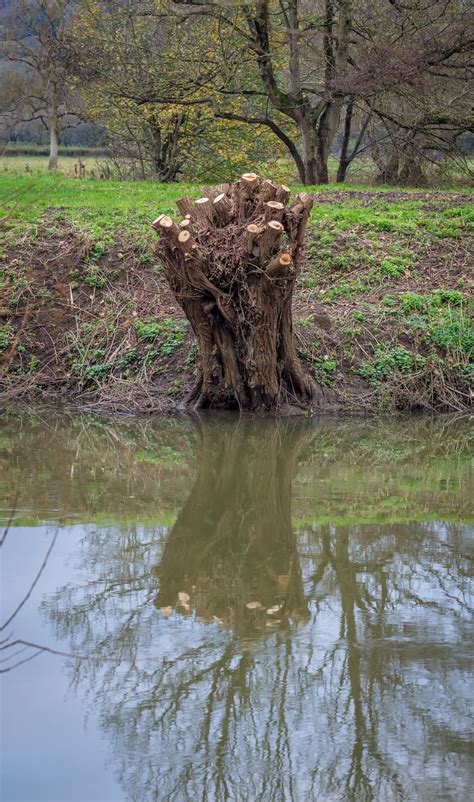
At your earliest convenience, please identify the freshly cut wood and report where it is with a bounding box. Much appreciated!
[241,172,259,187]
[275,184,291,204]
[213,193,232,226]
[153,174,319,412]
[264,200,285,222]
[260,220,284,260]
[157,215,180,242]
[246,223,263,255]
[193,197,214,227]
[267,251,293,278]
[176,196,195,219]
[151,214,165,230]
[177,230,193,253]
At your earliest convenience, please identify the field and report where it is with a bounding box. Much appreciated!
[0,160,472,413]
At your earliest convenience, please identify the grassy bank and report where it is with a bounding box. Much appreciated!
[0,169,472,413]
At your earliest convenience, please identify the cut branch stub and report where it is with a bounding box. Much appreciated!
[259,220,284,260]
[177,230,193,254]
[176,196,195,219]
[193,197,214,228]
[153,174,319,413]
[157,215,180,244]
[246,223,264,255]
[213,193,233,226]
[241,172,259,191]
[151,214,165,231]
[275,184,291,205]
[267,251,293,279]
[264,201,285,222]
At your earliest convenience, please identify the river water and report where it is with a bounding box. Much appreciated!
[1,412,473,802]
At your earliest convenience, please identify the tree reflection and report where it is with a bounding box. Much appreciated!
[153,418,310,632]
[42,418,473,802]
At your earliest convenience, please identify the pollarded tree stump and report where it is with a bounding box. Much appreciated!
[152,173,320,412]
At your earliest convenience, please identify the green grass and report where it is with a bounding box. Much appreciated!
[1,154,99,173]
[1,161,472,242]
[0,170,200,239]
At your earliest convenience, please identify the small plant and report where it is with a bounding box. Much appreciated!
[430,309,473,355]
[28,355,40,372]
[84,266,107,289]
[185,340,198,367]
[311,356,339,386]
[90,241,107,260]
[0,323,14,352]
[379,256,410,278]
[134,319,161,341]
[399,292,426,312]
[134,317,187,356]
[166,378,183,396]
[357,345,426,384]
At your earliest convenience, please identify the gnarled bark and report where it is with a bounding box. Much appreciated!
[153,174,321,413]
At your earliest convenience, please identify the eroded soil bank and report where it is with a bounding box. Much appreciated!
[0,189,471,414]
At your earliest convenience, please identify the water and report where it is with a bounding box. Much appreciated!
[1,412,473,802]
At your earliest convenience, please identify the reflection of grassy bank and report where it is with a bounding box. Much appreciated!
[0,412,471,527]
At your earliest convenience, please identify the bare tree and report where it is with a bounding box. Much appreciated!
[340,0,474,183]
[0,0,80,169]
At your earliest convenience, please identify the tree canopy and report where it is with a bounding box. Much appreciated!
[1,0,472,181]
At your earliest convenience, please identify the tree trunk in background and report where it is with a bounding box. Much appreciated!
[245,0,351,186]
[337,102,354,183]
[48,121,59,171]
[153,174,322,413]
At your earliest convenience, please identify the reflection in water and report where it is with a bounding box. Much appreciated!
[153,420,310,631]
[1,413,473,801]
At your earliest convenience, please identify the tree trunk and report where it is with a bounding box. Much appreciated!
[153,175,322,413]
[48,121,59,171]
[301,123,320,185]
[337,102,353,183]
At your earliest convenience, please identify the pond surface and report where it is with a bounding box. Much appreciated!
[1,412,473,802]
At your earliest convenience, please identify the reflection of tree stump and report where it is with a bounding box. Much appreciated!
[153,418,311,633]
[153,174,320,412]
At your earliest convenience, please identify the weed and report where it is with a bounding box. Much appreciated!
[90,241,106,261]
[134,317,187,355]
[379,256,410,277]
[166,379,183,396]
[430,309,473,354]
[311,356,339,386]
[84,266,107,289]
[0,323,14,352]
[358,345,427,384]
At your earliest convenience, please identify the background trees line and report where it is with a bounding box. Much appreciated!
[1,0,473,183]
